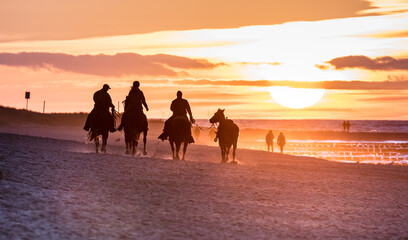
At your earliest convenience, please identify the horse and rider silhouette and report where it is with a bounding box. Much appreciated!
[83,84,117,153]
[210,109,239,163]
[84,82,148,155]
[117,81,149,156]
[84,84,239,163]
[158,91,195,160]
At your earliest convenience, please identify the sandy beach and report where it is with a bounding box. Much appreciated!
[1,124,408,239]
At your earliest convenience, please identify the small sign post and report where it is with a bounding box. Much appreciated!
[25,92,30,110]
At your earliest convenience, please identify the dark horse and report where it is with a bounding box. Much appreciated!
[210,109,239,163]
[169,116,191,160]
[122,110,148,156]
[88,109,116,153]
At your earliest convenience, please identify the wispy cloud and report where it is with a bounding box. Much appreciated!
[317,55,408,71]
[0,52,224,77]
[361,96,408,102]
[362,30,408,38]
[358,0,408,15]
[173,79,408,90]
[238,62,281,66]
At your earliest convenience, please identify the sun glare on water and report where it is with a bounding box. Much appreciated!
[269,86,325,109]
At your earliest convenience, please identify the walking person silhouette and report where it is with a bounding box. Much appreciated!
[277,132,286,154]
[266,130,274,152]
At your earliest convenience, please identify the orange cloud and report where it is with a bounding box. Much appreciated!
[173,79,408,90]
[0,0,375,41]
[317,55,408,71]
[0,52,224,77]
[238,62,281,66]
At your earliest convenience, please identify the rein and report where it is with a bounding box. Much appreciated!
[192,122,217,131]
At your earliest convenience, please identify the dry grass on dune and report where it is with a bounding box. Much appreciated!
[0,106,88,126]
[0,106,164,128]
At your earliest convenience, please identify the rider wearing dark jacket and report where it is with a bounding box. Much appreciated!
[158,91,195,142]
[83,84,116,132]
[117,81,149,131]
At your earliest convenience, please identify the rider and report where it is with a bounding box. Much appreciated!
[158,91,195,143]
[117,81,149,131]
[83,84,116,132]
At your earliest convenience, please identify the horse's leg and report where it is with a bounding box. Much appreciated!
[125,141,130,155]
[232,141,238,163]
[143,130,147,155]
[170,140,176,159]
[131,139,136,156]
[220,144,226,163]
[182,141,188,160]
[95,136,99,153]
[175,141,181,160]
[225,146,231,162]
[132,137,138,156]
[102,132,108,153]
[125,132,130,155]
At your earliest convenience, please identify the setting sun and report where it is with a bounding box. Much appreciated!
[269,86,326,109]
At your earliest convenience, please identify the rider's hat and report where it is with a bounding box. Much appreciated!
[103,84,111,89]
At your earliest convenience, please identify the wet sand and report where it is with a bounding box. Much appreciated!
[1,129,408,239]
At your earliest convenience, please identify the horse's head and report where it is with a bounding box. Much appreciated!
[209,109,225,124]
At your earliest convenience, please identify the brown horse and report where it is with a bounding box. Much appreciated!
[210,109,239,163]
[123,110,148,156]
[88,109,115,153]
[168,116,191,160]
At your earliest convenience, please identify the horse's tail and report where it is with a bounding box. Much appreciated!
[170,116,191,143]
[123,110,147,143]
[87,110,112,141]
[87,130,95,142]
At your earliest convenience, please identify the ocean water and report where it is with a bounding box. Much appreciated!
[195,119,408,133]
[192,119,408,165]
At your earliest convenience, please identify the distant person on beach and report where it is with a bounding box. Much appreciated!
[117,81,149,131]
[265,130,274,152]
[343,121,347,131]
[83,84,116,132]
[346,121,351,132]
[277,132,286,154]
[158,91,195,143]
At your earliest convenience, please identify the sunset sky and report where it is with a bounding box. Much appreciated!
[1,0,408,119]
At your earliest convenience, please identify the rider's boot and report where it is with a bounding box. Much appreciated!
[158,132,167,141]
[109,120,117,133]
